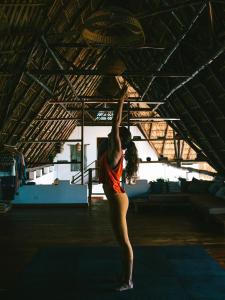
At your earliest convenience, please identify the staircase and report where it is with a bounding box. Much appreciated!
[71,161,105,205]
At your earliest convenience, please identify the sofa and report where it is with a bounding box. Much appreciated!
[126,177,225,233]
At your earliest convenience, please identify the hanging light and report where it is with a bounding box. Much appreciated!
[76,143,81,152]
[81,6,145,46]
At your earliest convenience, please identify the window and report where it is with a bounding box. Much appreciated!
[70,144,81,171]
[70,143,87,171]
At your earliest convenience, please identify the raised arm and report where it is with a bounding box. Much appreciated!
[108,85,128,167]
[112,86,127,130]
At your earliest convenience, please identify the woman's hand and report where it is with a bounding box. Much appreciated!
[120,84,128,100]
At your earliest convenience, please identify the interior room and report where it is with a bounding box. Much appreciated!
[0,0,225,298]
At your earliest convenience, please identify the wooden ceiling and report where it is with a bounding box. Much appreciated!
[0,0,224,175]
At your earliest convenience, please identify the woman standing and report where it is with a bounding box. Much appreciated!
[98,86,139,291]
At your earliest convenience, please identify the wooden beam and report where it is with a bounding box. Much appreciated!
[161,124,169,156]
[49,42,165,50]
[157,43,225,108]
[48,100,164,104]
[0,49,27,55]
[184,86,225,146]
[1,38,39,134]
[0,2,46,6]
[130,117,180,121]
[25,72,55,96]
[141,3,207,100]
[17,139,82,144]
[137,1,206,18]
[26,159,210,166]
[41,36,80,102]
[0,69,190,77]
[65,108,159,112]
[27,161,82,165]
[22,69,190,77]
[133,138,183,141]
[33,117,180,122]
[19,138,186,144]
[175,93,225,171]
[52,95,160,101]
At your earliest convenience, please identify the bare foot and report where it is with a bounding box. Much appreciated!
[115,281,133,291]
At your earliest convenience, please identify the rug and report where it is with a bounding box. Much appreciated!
[8,245,225,300]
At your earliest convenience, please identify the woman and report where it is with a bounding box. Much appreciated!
[98,86,139,291]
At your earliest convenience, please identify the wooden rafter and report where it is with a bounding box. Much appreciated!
[161,124,169,156]
[175,92,225,171]
[140,2,207,100]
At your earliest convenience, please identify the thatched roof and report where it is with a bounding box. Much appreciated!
[0,0,224,175]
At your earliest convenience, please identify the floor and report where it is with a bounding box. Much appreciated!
[0,200,225,292]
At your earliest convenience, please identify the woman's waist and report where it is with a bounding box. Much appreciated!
[102,177,121,186]
[103,182,125,194]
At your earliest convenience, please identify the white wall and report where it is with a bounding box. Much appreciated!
[138,162,200,182]
[31,126,202,185]
[54,126,158,182]
[33,171,55,184]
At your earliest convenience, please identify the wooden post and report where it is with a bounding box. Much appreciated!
[88,168,93,208]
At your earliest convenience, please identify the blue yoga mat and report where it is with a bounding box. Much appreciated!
[9,245,225,300]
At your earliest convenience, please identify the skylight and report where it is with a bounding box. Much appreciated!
[96,111,113,121]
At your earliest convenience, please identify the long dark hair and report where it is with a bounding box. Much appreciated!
[119,127,139,180]
[97,138,108,160]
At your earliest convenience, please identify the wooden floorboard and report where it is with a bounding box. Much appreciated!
[1,200,225,290]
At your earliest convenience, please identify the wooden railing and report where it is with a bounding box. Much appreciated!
[71,160,97,183]
[71,161,100,207]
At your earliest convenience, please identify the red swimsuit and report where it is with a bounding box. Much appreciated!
[99,151,125,193]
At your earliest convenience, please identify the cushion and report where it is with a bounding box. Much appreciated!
[215,186,225,199]
[179,178,190,192]
[149,181,168,194]
[208,181,224,195]
[187,178,211,194]
[124,180,151,199]
[167,181,181,193]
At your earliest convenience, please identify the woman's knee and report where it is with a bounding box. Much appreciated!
[121,241,133,259]
[111,222,130,246]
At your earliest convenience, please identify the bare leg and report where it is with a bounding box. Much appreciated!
[104,187,133,290]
